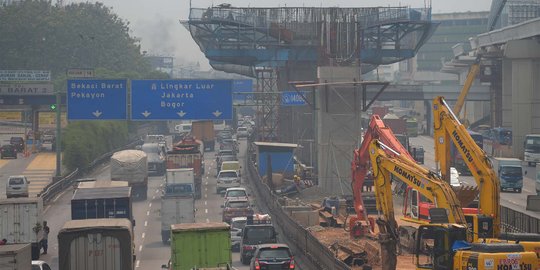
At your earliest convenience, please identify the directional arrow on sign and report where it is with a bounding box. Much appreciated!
[92,110,102,118]
[177,111,187,118]
[212,110,222,118]
[141,110,152,118]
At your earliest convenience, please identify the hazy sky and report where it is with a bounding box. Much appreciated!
[66,0,493,70]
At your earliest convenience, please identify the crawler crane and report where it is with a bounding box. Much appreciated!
[368,140,537,270]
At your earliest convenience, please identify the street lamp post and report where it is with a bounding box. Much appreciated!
[55,90,61,177]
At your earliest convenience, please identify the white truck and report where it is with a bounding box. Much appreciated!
[491,157,524,193]
[0,198,44,260]
[164,168,195,196]
[110,150,148,200]
[160,195,195,244]
[58,219,134,270]
[0,243,31,270]
[524,134,540,166]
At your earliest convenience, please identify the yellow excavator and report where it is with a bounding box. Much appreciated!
[368,139,538,270]
[433,96,540,256]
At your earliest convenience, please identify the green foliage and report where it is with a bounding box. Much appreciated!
[63,121,129,171]
[0,1,154,75]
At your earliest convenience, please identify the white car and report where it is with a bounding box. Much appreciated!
[450,167,461,187]
[224,187,249,201]
[6,175,29,198]
[216,170,241,193]
[236,127,249,138]
[32,260,52,270]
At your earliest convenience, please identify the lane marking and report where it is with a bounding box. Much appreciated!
[136,260,140,268]
[206,218,210,223]
[205,209,208,214]
[146,211,150,216]
[149,203,152,208]
[205,181,208,185]
[205,187,207,191]
[139,245,143,252]
[142,233,145,239]
[152,196,156,200]
[205,194,207,198]
[144,221,148,227]
[205,201,207,206]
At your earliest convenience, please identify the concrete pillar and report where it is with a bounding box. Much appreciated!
[501,59,513,129]
[316,66,362,195]
[503,39,540,157]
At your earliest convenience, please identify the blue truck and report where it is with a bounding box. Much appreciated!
[71,186,134,225]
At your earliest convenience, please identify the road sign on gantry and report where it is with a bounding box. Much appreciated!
[67,79,127,120]
[131,80,233,120]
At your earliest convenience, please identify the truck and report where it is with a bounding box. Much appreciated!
[0,243,31,270]
[58,219,134,270]
[170,222,231,270]
[191,120,215,151]
[0,198,44,260]
[110,150,148,200]
[167,137,203,199]
[524,134,540,166]
[490,157,524,193]
[165,168,195,196]
[71,186,134,225]
[160,195,195,244]
[382,114,406,135]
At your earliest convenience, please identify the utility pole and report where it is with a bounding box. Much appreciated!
[55,90,61,177]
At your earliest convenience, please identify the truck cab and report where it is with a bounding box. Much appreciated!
[491,157,523,193]
[524,134,540,166]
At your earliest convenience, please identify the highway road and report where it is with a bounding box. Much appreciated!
[39,138,268,270]
[410,135,539,217]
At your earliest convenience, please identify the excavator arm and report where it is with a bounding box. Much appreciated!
[369,140,467,226]
[368,140,467,270]
[351,115,414,220]
[433,96,501,236]
[453,62,480,120]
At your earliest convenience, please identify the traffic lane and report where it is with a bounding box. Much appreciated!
[199,151,250,270]
[132,175,168,270]
[0,152,38,198]
[43,162,111,269]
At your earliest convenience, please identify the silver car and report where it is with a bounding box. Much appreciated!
[6,175,29,198]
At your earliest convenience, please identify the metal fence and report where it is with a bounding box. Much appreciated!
[501,205,540,233]
[38,139,142,205]
[245,151,350,270]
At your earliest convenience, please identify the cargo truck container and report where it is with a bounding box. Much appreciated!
[71,186,134,225]
[191,120,215,151]
[170,222,231,270]
[58,219,134,270]
[0,198,44,260]
[160,195,195,244]
[111,150,148,200]
[0,243,31,270]
[490,157,523,193]
[167,137,203,199]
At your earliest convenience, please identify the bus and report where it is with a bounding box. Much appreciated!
[452,130,483,175]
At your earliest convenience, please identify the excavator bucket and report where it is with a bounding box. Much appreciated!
[452,185,479,207]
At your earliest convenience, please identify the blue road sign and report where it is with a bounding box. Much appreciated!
[281,91,307,106]
[67,79,127,120]
[131,80,233,120]
[232,79,253,100]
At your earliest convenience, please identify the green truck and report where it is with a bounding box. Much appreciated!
[168,222,232,270]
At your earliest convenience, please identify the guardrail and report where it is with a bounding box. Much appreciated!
[38,139,142,205]
[245,147,350,270]
[500,205,540,233]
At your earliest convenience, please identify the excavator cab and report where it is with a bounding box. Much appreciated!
[415,224,468,270]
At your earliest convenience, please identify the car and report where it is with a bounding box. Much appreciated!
[450,167,461,187]
[1,144,17,159]
[222,198,253,223]
[249,244,295,270]
[224,187,248,200]
[32,260,52,270]
[6,175,29,198]
[217,169,241,193]
[217,155,237,174]
[237,126,249,138]
[240,224,278,265]
[230,217,248,251]
[9,137,24,152]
